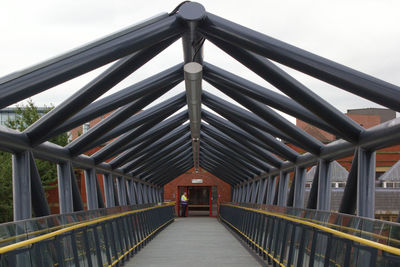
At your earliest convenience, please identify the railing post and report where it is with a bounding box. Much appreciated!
[277,171,289,206]
[293,167,306,209]
[357,147,376,218]
[57,161,74,213]
[12,151,32,220]
[84,168,98,210]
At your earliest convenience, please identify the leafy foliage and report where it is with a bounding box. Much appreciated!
[0,100,69,223]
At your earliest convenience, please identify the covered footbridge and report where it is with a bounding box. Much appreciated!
[1,2,400,266]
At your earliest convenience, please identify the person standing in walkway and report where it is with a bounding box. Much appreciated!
[180,192,188,217]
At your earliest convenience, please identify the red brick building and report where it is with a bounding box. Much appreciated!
[163,167,231,216]
[295,108,400,177]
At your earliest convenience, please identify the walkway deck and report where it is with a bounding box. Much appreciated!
[126,217,262,267]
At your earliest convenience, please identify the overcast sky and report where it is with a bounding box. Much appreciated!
[1,0,399,122]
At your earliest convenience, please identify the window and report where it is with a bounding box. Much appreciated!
[82,123,90,134]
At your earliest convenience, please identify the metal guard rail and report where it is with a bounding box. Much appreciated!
[0,203,175,267]
[220,203,400,267]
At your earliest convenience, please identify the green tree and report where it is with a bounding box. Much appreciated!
[0,100,69,223]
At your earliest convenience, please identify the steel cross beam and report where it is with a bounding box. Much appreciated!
[203,62,342,137]
[199,12,400,112]
[24,36,179,146]
[45,63,184,140]
[106,112,188,168]
[0,13,184,109]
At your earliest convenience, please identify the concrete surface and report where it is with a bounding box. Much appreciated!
[125,217,262,267]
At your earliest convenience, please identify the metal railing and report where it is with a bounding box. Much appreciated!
[220,203,400,267]
[0,203,175,266]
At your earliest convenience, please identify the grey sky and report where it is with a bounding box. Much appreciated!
[1,0,399,122]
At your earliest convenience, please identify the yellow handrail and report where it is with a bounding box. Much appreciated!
[222,203,400,256]
[0,203,174,254]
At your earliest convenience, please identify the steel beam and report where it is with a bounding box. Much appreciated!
[47,64,183,139]
[136,183,144,204]
[202,124,271,172]
[0,13,183,109]
[93,109,188,165]
[339,151,358,214]
[184,62,202,173]
[257,179,267,204]
[116,177,128,206]
[84,168,99,210]
[317,160,331,211]
[88,91,186,162]
[293,167,306,209]
[277,172,289,206]
[202,110,283,167]
[124,135,191,174]
[307,165,319,209]
[199,12,400,112]
[12,151,31,221]
[208,80,323,155]
[203,45,363,142]
[202,136,263,176]
[114,123,189,171]
[203,107,298,162]
[203,62,341,137]
[202,91,301,147]
[179,2,206,63]
[286,177,295,207]
[200,149,250,182]
[67,85,179,156]
[266,176,277,205]
[357,148,376,218]
[57,161,74,214]
[70,165,84,212]
[25,37,179,146]
[103,173,115,208]
[0,126,157,187]
[200,159,240,183]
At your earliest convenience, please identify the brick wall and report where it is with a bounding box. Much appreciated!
[163,167,231,214]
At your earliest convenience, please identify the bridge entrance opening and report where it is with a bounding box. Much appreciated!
[178,186,218,216]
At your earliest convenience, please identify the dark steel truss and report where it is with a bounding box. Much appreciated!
[1,2,400,221]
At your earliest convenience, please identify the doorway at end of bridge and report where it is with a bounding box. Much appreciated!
[178,186,218,217]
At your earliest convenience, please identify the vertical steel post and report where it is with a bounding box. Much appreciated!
[357,147,376,218]
[293,167,306,209]
[126,179,133,205]
[258,179,268,204]
[57,161,74,213]
[148,186,154,203]
[245,183,252,202]
[12,151,31,221]
[135,182,143,204]
[233,187,238,202]
[237,186,242,202]
[103,173,115,208]
[266,176,277,205]
[152,187,157,203]
[277,171,289,206]
[317,160,332,211]
[116,176,127,206]
[84,168,98,210]
[251,180,260,203]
